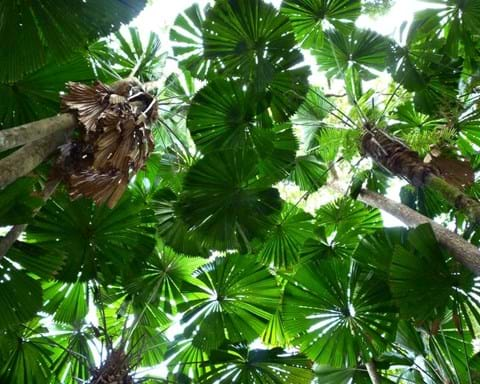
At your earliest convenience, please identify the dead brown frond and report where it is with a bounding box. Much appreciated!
[58,79,157,207]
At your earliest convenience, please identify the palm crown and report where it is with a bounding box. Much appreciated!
[1,0,480,383]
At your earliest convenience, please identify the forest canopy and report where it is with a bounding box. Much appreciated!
[1,0,480,383]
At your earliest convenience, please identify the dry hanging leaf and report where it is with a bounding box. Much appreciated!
[58,79,157,207]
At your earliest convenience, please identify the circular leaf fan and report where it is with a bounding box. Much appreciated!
[254,123,299,182]
[0,0,146,82]
[283,258,398,367]
[187,79,260,151]
[288,154,328,192]
[281,0,361,48]
[199,342,314,384]
[259,204,314,269]
[179,150,282,250]
[187,79,298,179]
[202,0,310,121]
[26,191,155,282]
[152,188,208,257]
[125,246,207,315]
[180,254,280,350]
[315,197,382,236]
[314,28,394,80]
[170,3,213,79]
[165,337,210,380]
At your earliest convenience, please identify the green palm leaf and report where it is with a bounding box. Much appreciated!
[8,242,65,279]
[202,0,310,121]
[165,336,211,380]
[314,366,371,384]
[259,204,314,269]
[0,0,146,82]
[199,342,314,383]
[152,188,208,256]
[288,155,328,192]
[94,27,165,82]
[292,87,332,150]
[391,224,480,323]
[353,226,407,278]
[0,53,95,128]
[387,35,462,115]
[283,258,398,367]
[281,0,361,48]
[179,150,282,250]
[356,224,480,327]
[0,178,42,225]
[128,304,170,367]
[0,323,53,384]
[254,123,299,181]
[27,191,156,282]
[203,0,294,78]
[390,101,446,136]
[0,261,43,330]
[43,281,88,325]
[315,28,394,80]
[51,325,95,384]
[187,79,299,178]
[170,3,212,79]
[186,79,266,151]
[180,254,280,350]
[261,308,290,347]
[314,197,383,258]
[316,197,383,236]
[125,246,207,315]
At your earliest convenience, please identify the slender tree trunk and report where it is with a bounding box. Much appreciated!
[365,360,382,384]
[361,127,480,225]
[0,113,75,152]
[0,179,59,261]
[358,187,480,275]
[0,129,71,189]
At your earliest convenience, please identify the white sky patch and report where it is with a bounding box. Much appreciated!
[357,0,438,44]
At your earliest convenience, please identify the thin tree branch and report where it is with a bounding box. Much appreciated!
[366,360,382,384]
[355,187,480,275]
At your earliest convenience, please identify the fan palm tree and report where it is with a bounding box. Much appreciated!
[2,0,480,383]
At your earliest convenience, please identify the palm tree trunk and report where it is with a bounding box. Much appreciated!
[0,113,75,152]
[357,187,480,275]
[361,127,480,225]
[0,128,71,189]
[365,360,382,384]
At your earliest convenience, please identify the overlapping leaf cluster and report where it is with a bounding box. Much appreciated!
[1,0,480,383]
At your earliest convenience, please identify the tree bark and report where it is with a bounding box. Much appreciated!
[0,130,70,189]
[365,360,382,384]
[361,126,480,225]
[358,187,480,275]
[0,113,75,152]
[425,174,480,225]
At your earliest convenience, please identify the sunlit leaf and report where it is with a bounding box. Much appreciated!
[283,258,398,367]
